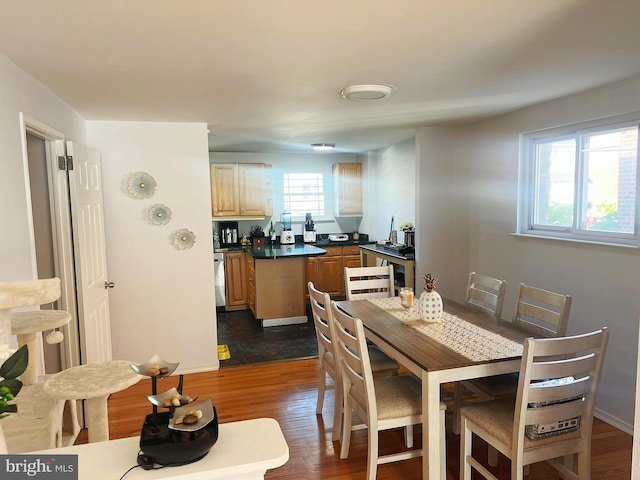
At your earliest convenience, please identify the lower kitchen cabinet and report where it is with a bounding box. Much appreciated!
[305,245,362,299]
[225,251,248,310]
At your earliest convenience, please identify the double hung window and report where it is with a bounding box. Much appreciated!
[283,172,326,218]
[519,114,639,246]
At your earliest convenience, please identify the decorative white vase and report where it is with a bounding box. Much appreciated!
[419,289,443,323]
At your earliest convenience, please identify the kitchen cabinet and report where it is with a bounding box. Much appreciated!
[210,163,270,217]
[333,163,362,217]
[305,245,362,299]
[225,251,248,310]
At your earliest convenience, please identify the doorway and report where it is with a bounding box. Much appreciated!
[22,118,81,373]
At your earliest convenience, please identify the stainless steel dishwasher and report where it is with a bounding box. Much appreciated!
[213,251,225,308]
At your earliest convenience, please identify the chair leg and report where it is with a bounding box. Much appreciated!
[460,416,472,480]
[453,382,464,435]
[340,399,353,459]
[367,426,378,480]
[331,374,343,442]
[488,445,499,466]
[404,424,414,448]
[316,368,326,415]
[440,406,446,480]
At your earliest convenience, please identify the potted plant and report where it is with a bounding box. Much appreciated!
[0,345,29,452]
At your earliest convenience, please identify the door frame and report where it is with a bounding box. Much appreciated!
[19,113,81,370]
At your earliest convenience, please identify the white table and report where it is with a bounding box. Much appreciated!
[33,417,289,480]
[44,360,143,443]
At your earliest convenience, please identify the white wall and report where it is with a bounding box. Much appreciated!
[416,75,640,432]
[0,53,86,282]
[88,121,218,373]
[367,140,416,245]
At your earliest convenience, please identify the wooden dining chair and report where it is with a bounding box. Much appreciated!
[307,282,399,442]
[344,265,395,301]
[465,271,507,319]
[453,282,572,435]
[460,327,609,480]
[330,300,446,480]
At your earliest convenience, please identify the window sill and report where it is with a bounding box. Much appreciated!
[510,233,640,250]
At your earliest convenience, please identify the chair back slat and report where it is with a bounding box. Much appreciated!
[308,282,336,375]
[330,300,376,420]
[344,265,394,301]
[513,283,571,338]
[465,272,506,319]
[514,328,608,449]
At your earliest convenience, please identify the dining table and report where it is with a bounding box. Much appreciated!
[336,296,531,480]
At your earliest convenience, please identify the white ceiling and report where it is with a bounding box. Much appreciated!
[2,0,640,154]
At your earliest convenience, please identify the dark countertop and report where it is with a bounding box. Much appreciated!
[360,243,415,260]
[248,244,327,259]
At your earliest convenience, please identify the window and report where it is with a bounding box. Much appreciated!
[283,172,326,217]
[519,114,640,247]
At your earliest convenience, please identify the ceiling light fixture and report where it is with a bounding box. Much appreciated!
[311,143,335,151]
[340,83,396,101]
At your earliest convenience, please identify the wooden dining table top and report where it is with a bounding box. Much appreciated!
[336,297,532,373]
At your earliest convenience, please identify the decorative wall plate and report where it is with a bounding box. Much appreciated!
[173,228,196,250]
[127,171,157,199]
[148,204,172,225]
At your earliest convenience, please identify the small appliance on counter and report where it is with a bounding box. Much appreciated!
[219,221,239,248]
[328,234,349,242]
[303,213,316,243]
[280,211,295,244]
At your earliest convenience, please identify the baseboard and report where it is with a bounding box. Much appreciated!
[595,407,633,435]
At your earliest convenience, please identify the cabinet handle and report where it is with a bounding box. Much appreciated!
[105,281,115,289]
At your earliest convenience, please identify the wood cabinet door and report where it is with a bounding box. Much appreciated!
[211,163,239,216]
[225,252,248,307]
[304,257,319,299]
[333,163,362,216]
[318,255,344,297]
[239,163,265,216]
[343,255,361,269]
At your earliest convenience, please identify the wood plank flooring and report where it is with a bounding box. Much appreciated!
[77,358,631,479]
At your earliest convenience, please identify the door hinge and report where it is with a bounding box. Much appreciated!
[57,155,74,171]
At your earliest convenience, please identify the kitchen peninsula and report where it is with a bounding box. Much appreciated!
[248,244,326,327]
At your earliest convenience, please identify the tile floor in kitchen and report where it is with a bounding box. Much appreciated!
[216,305,319,367]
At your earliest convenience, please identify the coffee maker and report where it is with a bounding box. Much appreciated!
[219,221,239,248]
[303,213,316,243]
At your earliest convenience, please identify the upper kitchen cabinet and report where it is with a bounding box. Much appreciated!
[333,163,362,217]
[210,163,271,218]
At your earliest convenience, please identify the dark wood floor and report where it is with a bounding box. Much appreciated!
[77,358,632,480]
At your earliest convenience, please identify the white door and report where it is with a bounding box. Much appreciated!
[67,141,113,364]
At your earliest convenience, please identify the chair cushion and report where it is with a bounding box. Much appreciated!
[374,375,423,420]
[461,398,582,451]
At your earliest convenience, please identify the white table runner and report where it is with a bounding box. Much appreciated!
[367,297,523,362]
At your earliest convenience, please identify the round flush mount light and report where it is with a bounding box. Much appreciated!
[340,83,397,101]
[311,143,335,151]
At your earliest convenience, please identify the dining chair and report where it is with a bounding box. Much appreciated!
[452,272,507,434]
[307,282,399,442]
[460,327,609,480]
[344,265,395,301]
[465,271,507,319]
[330,300,447,480]
[453,282,572,436]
